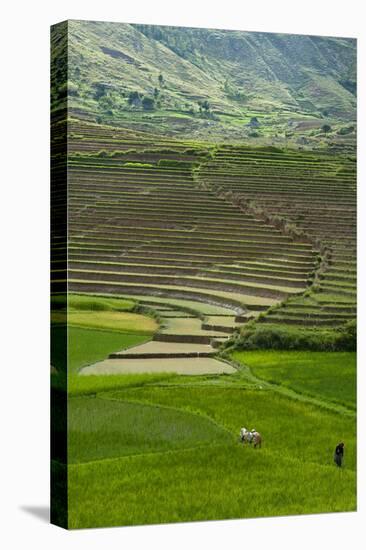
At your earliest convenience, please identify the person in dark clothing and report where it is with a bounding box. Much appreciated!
[334,442,345,467]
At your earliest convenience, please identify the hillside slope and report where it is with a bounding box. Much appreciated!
[51,20,356,144]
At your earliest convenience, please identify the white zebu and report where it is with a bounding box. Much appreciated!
[240,427,254,444]
[240,428,262,447]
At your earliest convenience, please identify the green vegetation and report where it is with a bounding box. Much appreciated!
[69,441,355,529]
[54,297,356,530]
[113,385,355,465]
[142,96,155,111]
[232,351,356,409]
[322,124,332,133]
[68,327,150,374]
[51,326,149,375]
[52,21,356,146]
[67,382,356,528]
[68,372,175,397]
[51,293,157,375]
[66,310,157,334]
[230,319,356,352]
[69,396,233,463]
[52,293,135,312]
[338,125,355,135]
[123,161,154,168]
[157,159,197,169]
[51,292,356,528]
[57,290,356,528]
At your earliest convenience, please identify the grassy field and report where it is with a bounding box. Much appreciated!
[67,382,356,528]
[67,310,157,334]
[69,395,233,463]
[68,372,175,397]
[53,293,136,312]
[60,306,356,528]
[68,327,151,374]
[69,443,355,528]
[232,351,356,410]
[51,293,158,375]
[51,325,150,375]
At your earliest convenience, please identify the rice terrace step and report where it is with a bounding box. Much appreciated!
[80,357,236,376]
[109,341,216,359]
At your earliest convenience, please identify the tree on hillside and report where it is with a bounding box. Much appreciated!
[338,125,355,135]
[322,124,332,133]
[94,82,107,100]
[224,79,247,101]
[142,96,155,111]
[249,116,260,128]
[158,73,164,86]
[128,91,142,107]
[198,100,210,114]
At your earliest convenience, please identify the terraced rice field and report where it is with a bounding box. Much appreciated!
[50,118,357,375]
[51,117,356,528]
[54,119,339,367]
[51,119,356,362]
[81,357,235,375]
[197,146,356,328]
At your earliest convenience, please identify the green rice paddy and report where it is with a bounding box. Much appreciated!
[67,380,356,529]
[232,351,356,410]
[69,396,233,463]
[67,327,151,374]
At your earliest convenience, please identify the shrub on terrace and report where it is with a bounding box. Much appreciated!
[271,215,285,228]
[142,96,155,111]
[123,162,154,168]
[284,223,305,239]
[249,116,260,127]
[311,284,321,293]
[321,124,332,133]
[157,159,197,169]
[145,148,180,155]
[183,148,211,157]
[335,319,356,351]
[229,319,356,352]
[109,149,138,157]
[68,81,79,97]
[337,126,355,136]
[198,100,210,112]
[93,82,108,100]
[128,91,142,106]
[256,146,283,153]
